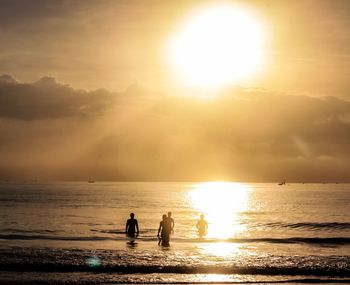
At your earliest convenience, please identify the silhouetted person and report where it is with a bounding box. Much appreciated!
[167,211,175,234]
[125,213,139,238]
[196,214,208,238]
[157,214,171,246]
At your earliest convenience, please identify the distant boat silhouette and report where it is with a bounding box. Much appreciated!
[278,180,286,185]
[88,180,95,183]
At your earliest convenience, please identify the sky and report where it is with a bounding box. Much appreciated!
[0,0,350,182]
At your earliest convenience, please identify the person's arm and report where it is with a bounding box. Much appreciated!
[157,222,162,237]
[125,220,129,233]
[136,220,139,235]
[196,220,199,229]
[171,218,175,233]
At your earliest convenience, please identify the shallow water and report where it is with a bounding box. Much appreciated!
[0,182,349,284]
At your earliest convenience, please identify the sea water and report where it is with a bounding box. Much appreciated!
[0,182,349,284]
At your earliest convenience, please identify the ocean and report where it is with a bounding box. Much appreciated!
[0,182,349,284]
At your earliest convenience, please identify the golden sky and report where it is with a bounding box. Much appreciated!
[1,0,350,97]
[0,0,349,181]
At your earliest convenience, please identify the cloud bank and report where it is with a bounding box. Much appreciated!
[0,75,349,182]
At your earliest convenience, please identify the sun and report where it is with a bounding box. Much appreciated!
[166,5,265,88]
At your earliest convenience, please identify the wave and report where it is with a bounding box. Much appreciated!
[82,221,350,235]
[226,237,350,245]
[90,228,157,235]
[1,279,350,285]
[1,262,350,277]
[3,222,349,239]
[90,229,126,234]
[0,234,116,241]
[1,234,350,245]
[2,228,59,234]
[264,222,350,230]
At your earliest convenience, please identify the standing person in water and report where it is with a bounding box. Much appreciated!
[157,214,171,246]
[196,214,208,238]
[167,211,175,234]
[125,213,139,238]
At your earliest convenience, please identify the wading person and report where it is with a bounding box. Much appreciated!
[167,211,175,234]
[125,213,139,238]
[196,214,208,238]
[157,214,171,246]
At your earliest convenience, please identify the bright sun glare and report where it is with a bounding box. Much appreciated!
[167,5,265,88]
[190,182,250,239]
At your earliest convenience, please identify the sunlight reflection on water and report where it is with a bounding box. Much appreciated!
[189,182,251,240]
[198,242,242,257]
[190,273,242,283]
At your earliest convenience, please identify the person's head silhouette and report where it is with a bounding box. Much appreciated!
[168,211,172,218]
[200,214,204,220]
[162,214,167,221]
[130,213,135,219]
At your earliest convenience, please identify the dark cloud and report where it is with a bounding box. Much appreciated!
[0,74,116,119]
[0,0,86,27]
[0,75,349,181]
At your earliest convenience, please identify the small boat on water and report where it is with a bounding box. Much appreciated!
[88,180,95,183]
[278,180,286,185]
